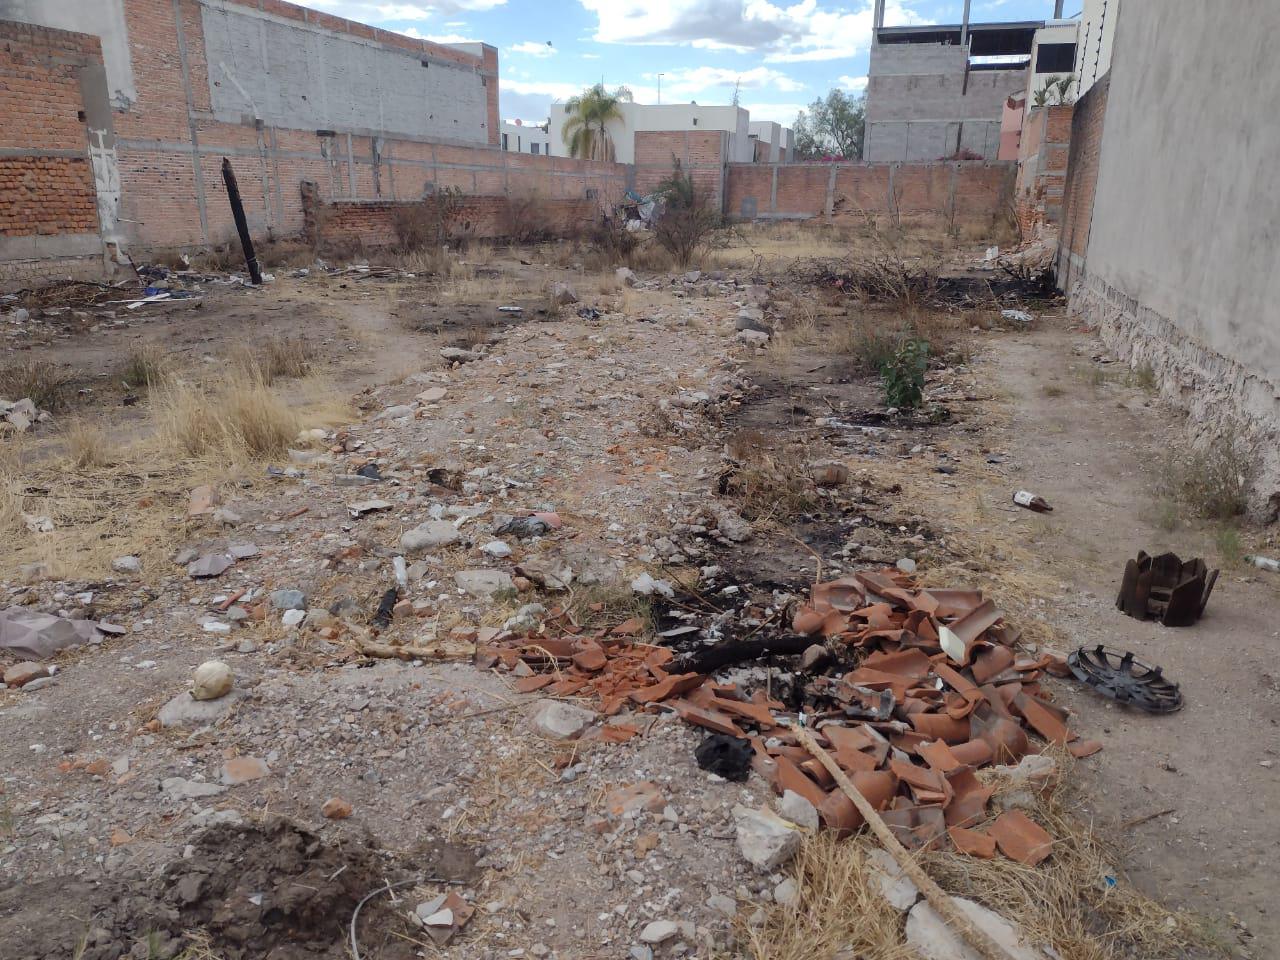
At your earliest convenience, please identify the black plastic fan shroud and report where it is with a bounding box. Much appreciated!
[1067,645,1183,713]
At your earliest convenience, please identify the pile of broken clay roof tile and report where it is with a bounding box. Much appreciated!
[477,568,1101,865]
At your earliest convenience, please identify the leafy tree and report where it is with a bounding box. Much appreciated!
[561,83,633,161]
[793,88,866,160]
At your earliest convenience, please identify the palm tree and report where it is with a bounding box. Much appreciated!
[561,83,632,161]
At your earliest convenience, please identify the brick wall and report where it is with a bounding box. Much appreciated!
[306,192,600,250]
[1013,105,1073,240]
[634,130,728,208]
[724,161,1015,230]
[0,21,107,287]
[1056,74,1109,290]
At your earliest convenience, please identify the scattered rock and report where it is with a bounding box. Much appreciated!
[809,459,849,487]
[531,700,594,740]
[631,572,674,598]
[3,661,51,688]
[270,589,307,611]
[454,569,514,599]
[188,485,219,517]
[866,847,920,911]
[401,520,461,553]
[516,555,574,591]
[706,894,737,919]
[417,386,448,403]
[550,281,579,305]
[773,878,799,907]
[161,777,227,801]
[221,756,270,785]
[156,689,244,729]
[733,804,801,871]
[322,797,353,819]
[736,329,769,347]
[777,789,819,830]
[187,554,233,578]
[734,315,772,335]
[480,540,512,558]
[191,661,233,701]
[111,555,141,575]
[616,267,638,287]
[440,347,483,364]
[897,557,918,575]
[605,782,666,817]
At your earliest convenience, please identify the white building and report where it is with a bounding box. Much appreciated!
[1074,0,1117,96]
[747,121,795,162]
[548,101,755,164]
[500,121,551,155]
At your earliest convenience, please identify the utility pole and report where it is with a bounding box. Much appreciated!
[220,157,261,286]
[961,0,971,47]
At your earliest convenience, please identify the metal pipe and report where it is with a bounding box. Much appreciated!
[873,0,886,31]
[221,157,261,286]
[1054,0,1064,17]
[961,0,971,47]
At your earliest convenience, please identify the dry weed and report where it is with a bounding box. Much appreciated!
[119,344,173,393]
[1162,425,1253,521]
[63,418,110,468]
[724,434,819,522]
[153,370,298,463]
[0,359,72,411]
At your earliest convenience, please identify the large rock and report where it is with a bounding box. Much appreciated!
[269,589,307,611]
[0,607,102,660]
[440,347,483,364]
[777,789,819,831]
[3,661,51,688]
[639,920,678,944]
[531,700,594,740]
[616,267,638,287]
[454,569,514,599]
[905,896,1041,960]
[733,804,801,871]
[515,554,574,591]
[402,520,461,553]
[157,689,245,729]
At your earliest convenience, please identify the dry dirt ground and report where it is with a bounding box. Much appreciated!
[0,229,1275,959]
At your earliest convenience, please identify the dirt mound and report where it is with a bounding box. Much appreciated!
[0,817,396,960]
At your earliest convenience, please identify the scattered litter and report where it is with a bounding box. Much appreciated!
[191,661,233,701]
[694,734,753,781]
[1117,551,1217,626]
[1248,555,1280,573]
[1012,490,1053,512]
[0,607,107,660]
[1067,645,1183,713]
[1001,309,1034,324]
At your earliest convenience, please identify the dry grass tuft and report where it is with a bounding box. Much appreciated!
[743,833,915,960]
[153,370,299,463]
[118,344,173,393]
[0,359,72,411]
[1161,425,1253,522]
[564,579,655,633]
[723,434,820,522]
[63,418,111,468]
[262,336,315,380]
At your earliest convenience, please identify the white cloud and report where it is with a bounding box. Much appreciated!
[741,100,807,125]
[502,77,592,102]
[509,41,558,57]
[652,65,805,96]
[578,0,923,62]
[582,52,602,59]
[837,74,868,91]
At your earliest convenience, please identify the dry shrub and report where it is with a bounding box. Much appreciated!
[564,580,655,633]
[584,216,641,269]
[118,344,172,393]
[1162,424,1254,521]
[744,833,914,960]
[154,370,298,463]
[0,359,72,411]
[723,433,819,521]
[262,336,314,380]
[652,168,721,268]
[63,418,110,468]
[392,187,472,251]
[503,191,552,243]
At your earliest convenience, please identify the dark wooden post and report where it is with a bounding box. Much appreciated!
[221,157,262,285]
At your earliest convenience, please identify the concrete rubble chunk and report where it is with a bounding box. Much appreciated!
[866,847,920,912]
[777,789,819,830]
[402,520,462,553]
[441,347,483,363]
[733,804,801,871]
[157,689,245,729]
[531,700,594,740]
[454,569,514,599]
[639,920,679,944]
[161,777,227,801]
[187,554,233,578]
[905,896,1040,960]
[270,589,307,611]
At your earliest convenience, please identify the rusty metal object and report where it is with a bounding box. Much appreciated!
[1116,551,1217,627]
[1067,645,1183,713]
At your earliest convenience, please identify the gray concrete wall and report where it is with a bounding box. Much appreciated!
[199,0,489,144]
[0,0,136,106]
[1071,0,1280,515]
[865,43,1027,160]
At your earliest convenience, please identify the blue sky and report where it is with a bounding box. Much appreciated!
[307,0,1065,126]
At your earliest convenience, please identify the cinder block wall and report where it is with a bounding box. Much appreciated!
[0,21,108,287]
[724,161,1016,231]
[634,130,728,208]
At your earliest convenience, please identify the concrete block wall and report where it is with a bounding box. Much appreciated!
[0,20,108,287]
[634,130,728,209]
[725,161,1015,230]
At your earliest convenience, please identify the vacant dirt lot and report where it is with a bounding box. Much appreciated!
[1,226,1274,959]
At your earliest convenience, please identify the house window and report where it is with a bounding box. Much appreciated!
[530,143,540,155]
[502,133,509,150]
[1036,42,1076,73]
[586,188,598,199]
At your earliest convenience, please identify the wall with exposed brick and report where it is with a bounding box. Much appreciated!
[634,130,728,209]
[1056,75,1107,291]
[1013,105,1072,240]
[0,20,108,287]
[724,161,1015,230]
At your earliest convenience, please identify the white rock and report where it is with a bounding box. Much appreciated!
[773,878,799,907]
[639,920,678,944]
[733,804,800,871]
[191,661,233,701]
[531,700,594,740]
[631,572,674,598]
[777,789,819,830]
[616,267,638,287]
[905,897,1041,960]
[866,847,920,911]
[481,540,512,558]
[281,609,306,627]
[455,569,514,599]
[706,894,737,918]
[111,555,141,574]
[402,520,461,553]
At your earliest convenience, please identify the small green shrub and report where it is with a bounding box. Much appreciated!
[880,338,928,409]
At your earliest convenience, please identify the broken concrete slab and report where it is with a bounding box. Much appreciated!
[401,520,461,553]
[454,569,514,599]
[531,700,595,740]
[733,804,800,871]
[905,896,1040,960]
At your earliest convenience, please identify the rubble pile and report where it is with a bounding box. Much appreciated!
[483,568,1100,865]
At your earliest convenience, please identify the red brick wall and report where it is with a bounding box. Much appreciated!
[1056,75,1109,290]
[1013,105,1073,239]
[307,193,600,250]
[634,131,727,207]
[0,20,105,286]
[724,161,1015,229]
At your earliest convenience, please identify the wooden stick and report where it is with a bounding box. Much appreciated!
[353,638,474,661]
[793,724,1020,960]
